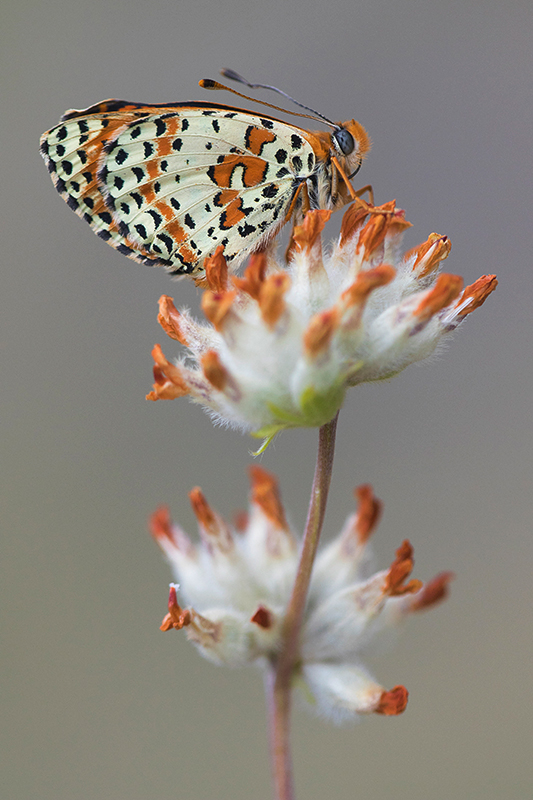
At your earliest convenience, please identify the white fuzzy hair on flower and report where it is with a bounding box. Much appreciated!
[151,466,453,723]
[147,200,496,451]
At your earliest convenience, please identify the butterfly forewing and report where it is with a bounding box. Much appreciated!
[41,102,318,275]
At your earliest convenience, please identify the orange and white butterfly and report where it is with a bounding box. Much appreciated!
[40,70,371,277]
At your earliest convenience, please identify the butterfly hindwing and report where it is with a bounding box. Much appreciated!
[41,102,318,275]
[40,105,172,267]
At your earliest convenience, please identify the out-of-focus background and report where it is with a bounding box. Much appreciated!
[2,1,532,798]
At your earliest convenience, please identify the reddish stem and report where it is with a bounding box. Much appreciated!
[265,412,339,800]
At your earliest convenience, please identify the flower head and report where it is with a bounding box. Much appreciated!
[147,201,497,447]
[151,467,453,723]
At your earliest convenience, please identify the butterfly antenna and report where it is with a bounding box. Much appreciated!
[221,69,338,128]
[199,71,338,129]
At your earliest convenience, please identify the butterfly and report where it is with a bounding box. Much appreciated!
[40,70,371,278]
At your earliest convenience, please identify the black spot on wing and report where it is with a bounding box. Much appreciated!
[262,184,278,198]
[238,221,256,237]
[155,118,167,137]
[146,209,163,228]
[291,134,303,150]
[156,232,174,252]
[117,243,135,256]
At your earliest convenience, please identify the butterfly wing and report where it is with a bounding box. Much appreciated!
[41,101,319,275]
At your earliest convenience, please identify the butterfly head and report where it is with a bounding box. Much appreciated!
[332,120,371,179]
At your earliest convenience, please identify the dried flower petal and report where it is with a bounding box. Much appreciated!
[153,470,451,723]
[147,201,495,441]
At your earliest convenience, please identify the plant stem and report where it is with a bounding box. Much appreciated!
[265,412,339,800]
[265,664,294,800]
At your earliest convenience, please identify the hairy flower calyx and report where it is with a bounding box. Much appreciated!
[147,201,497,446]
[151,468,453,722]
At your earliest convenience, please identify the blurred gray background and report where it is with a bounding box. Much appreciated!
[2,0,532,798]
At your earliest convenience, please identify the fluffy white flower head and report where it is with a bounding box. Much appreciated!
[147,200,496,448]
[152,466,453,722]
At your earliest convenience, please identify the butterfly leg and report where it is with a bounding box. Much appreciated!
[331,158,380,212]
[352,184,374,206]
[284,180,310,224]
[284,181,311,263]
[331,156,358,201]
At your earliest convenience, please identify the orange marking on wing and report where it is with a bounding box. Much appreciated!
[166,117,180,136]
[165,218,187,243]
[86,121,130,163]
[81,173,98,193]
[246,127,277,156]
[177,243,196,264]
[155,199,175,222]
[140,183,156,205]
[221,198,245,228]
[146,160,159,181]
[214,189,239,207]
[301,130,331,161]
[210,155,268,188]
[157,137,173,157]
[91,195,110,216]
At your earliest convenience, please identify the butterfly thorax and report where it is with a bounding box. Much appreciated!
[302,120,371,214]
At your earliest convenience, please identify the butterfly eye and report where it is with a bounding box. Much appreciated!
[333,128,355,156]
